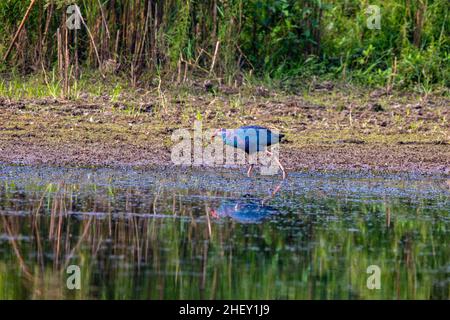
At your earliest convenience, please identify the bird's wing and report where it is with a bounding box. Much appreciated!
[238,125,271,132]
[238,126,278,142]
[224,129,246,149]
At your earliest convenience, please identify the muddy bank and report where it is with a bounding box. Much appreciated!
[0,138,449,175]
[0,88,449,175]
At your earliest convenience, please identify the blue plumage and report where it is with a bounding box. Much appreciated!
[214,125,287,179]
[211,199,278,224]
[220,125,284,154]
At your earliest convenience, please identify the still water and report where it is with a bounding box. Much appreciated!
[0,165,448,299]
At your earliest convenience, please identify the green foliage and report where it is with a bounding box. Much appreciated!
[241,0,327,73]
[166,0,191,67]
[0,0,448,90]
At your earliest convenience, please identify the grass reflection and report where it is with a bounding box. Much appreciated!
[0,179,448,299]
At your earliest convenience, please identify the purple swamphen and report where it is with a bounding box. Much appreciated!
[210,199,278,223]
[213,125,287,179]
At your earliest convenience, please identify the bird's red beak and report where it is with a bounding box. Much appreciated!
[211,128,222,141]
[210,209,219,219]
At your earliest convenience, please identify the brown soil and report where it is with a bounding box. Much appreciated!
[0,86,449,175]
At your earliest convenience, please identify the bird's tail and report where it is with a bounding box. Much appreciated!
[279,133,286,142]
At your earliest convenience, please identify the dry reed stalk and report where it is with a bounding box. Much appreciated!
[55,195,64,266]
[114,29,120,60]
[414,0,427,48]
[210,40,220,74]
[74,28,79,79]
[386,206,391,228]
[97,0,110,40]
[57,28,63,86]
[386,56,398,94]
[1,215,34,282]
[130,1,146,85]
[36,2,43,65]
[205,204,212,239]
[42,1,53,48]
[49,191,57,239]
[183,58,188,82]
[212,0,217,40]
[63,217,93,270]
[64,16,70,98]
[3,0,38,61]
[135,0,152,72]
[153,2,158,66]
[76,6,105,78]
[32,214,45,270]
[148,1,155,67]
[177,57,182,83]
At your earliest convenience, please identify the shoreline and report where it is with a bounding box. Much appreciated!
[0,143,448,177]
[1,89,449,177]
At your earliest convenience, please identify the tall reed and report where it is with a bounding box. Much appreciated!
[0,0,448,90]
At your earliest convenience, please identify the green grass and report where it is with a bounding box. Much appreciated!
[0,1,449,92]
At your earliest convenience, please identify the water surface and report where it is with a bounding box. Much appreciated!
[0,165,448,299]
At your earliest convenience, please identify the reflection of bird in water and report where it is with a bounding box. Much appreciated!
[210,180,284,223]
[210,200,278,224]
[212,125,286,179]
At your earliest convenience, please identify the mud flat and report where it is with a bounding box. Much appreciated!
[0,88,448,175]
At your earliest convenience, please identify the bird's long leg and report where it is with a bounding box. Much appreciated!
[266,151,287,180]
[247,164,255,177]
[261,181,284,205]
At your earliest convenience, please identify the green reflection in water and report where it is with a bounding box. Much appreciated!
[0,171,448,300]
